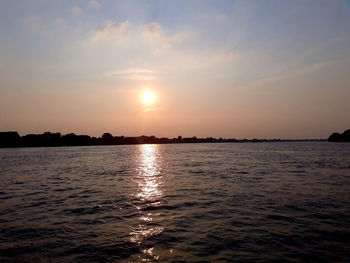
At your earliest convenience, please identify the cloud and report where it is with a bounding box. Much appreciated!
[71,6,83,16]
[52,18,65,25]
[89,20,194,50]
[85,20,229,77]
[142,22,193,48]
[169,31,193,44]
[144,107,161,113]
[240,56,350,91]
[89,0,100,8]
[93,20,129,42]
[105,68,157,80]
[143,22,162,38]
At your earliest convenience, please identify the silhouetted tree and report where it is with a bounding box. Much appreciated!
[0,132,20,147]
[0,130,326,148]
[102,133,114,145]
[328,129,350,142]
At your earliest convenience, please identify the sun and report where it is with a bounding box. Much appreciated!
[142,91,155,104]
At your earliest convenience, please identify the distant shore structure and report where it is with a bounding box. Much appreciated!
[328,129,350,142]
[0,131,327,148]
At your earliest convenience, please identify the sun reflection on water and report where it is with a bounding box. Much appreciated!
[135,144,163,203]
[129,144,164,261]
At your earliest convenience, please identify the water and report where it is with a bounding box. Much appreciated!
[0,142,350,262]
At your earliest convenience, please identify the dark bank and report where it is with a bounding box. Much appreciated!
[0,131,327,148]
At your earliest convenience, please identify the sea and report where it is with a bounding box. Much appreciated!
[0,142,349,262]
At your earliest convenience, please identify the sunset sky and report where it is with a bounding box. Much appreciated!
[1,0,350,139]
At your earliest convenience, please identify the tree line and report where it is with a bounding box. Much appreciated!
[0,131,326,148]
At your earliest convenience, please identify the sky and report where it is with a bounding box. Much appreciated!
[0,0,350,139]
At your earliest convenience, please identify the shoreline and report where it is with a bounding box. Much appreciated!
[0,131,327,149]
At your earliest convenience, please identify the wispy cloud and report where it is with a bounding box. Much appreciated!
[241,56,350,91]
[142,22,194,49]
[143,22,162,38]
[105,68,157,80]
[89,0,100,8]
[90,20,193,49]
[144,107,161,113]
[92,20,129,42]
[71,6,83,16]
[52,18,65,26]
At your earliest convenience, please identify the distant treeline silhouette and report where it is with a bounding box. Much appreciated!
[328,129,350,142]
[0,131,326,148]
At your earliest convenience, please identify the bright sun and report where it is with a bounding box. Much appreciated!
[142,91,155,104]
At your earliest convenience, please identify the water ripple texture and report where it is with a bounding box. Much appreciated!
[0,142,350,262]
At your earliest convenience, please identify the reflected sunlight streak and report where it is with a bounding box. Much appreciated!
[129,144,164,260]
[136,144,163,202]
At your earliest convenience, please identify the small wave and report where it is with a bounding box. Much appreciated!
[266,214,296,223]
[63,206,105,215]
[142,204,178,211]
[284,204,307,212]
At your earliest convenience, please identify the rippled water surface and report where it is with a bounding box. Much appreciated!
[1,142,350,262]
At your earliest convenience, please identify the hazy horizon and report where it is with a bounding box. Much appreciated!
[1,0,350,139]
